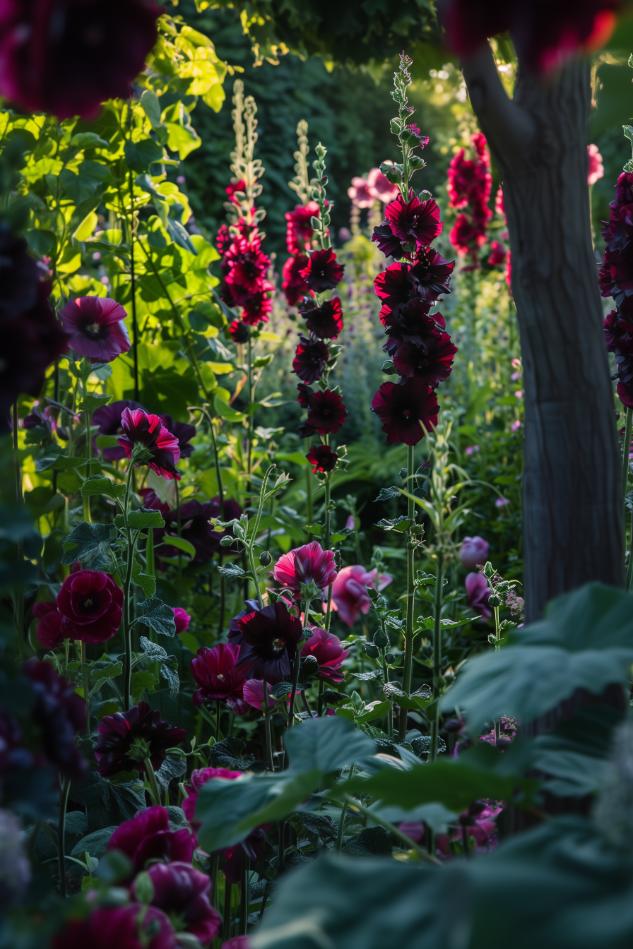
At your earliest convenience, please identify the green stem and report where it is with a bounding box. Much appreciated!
[122,463,136,711]
[622,408,632,514]
[57,777,71,897]
[340,796,439,864]
[80,641,90,738]
[399,445,416,741]
[126,109,140,402]
[246,335,254,507]
[263,682,274,772]
[144,758,162,806]
[239,861,250,934]
[306,467,313,538]
[430,552,444,762]
[12,401,25,651]
[223,878,233,940]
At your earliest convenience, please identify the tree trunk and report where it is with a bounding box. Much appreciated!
[462,53,624,620]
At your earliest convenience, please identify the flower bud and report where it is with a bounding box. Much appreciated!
[259,550,273,566]
[373,628,389,648]
[220,535,238,548]
[364,642,379,658]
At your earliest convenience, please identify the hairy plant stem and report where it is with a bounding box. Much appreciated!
[399,445,416,741]
[122,462,137,711]
[246,335,254,508]
[126,108,140,401]
[306,468,313,538]
[430,552,444,762]
[80,641,90,738]
[623,409,633,588]
[239,861,250,934]
[57,777,71,897]
[289,599,311,725]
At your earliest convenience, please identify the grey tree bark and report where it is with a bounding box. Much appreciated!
[461,48,624,621]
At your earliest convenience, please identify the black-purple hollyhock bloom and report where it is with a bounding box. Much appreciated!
[292,337,330,383]
[94,702,186,777]
[371,379,439,446]
[118,407,181,480]
[229,601,302,683]
[299,297,343,339]
[52,904,175,949]
[300,248,344,292]
[389,332,457,386]
[23,658,86,777]
[160,414,196,458]
[107,805,196,878]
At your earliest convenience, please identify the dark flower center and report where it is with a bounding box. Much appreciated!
[82,597,94,610]
[272,637,285,653]
[402,409,413,420]
[83,320,105,339]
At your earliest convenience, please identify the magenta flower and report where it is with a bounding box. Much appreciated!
[191,643,247,710]
[94,702,186,777]
[285,202,319,255]
[367,167,398,203]
[92,400,142,460]
[242,678,274,711]
[182,767,244,828]
[52,905,175,949]
[347,176,374,209]
[118,407,181,480]
[331,565,392,627]
[108,805,196,878]
[273,541,337,598]
[371,379,439,445]
[33,601,64,649]
[300,249,344,293]
[465,572,492,620]
[229,601,303,683]
[172,607,191,634]
[301,627,349,683]
[459,536,490,570]
[60,297,130,363]
[135,862,222,945]
[384,194,443,249]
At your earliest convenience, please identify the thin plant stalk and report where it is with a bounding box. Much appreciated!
[57,777,71,898]
[399,444,416,740]
[430,552,444,762]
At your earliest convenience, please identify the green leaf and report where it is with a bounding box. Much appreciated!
[132,597,176,637]
[161,534,197,559]
[81,477,126,500]
[285,716,376,773]
[126,510,166,529]
[62,522,115,570]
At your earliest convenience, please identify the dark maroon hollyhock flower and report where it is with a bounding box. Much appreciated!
[301,626,349,683]
[94,702,186,777]
[442,0,619,73]
[604,308,633,355]
[299,386,347,436]
[372,222,406,260]
[33,601,64,649]
[281,253,311,306]
[160,415,196,459]
[23,658,86,777]
[228,319,250,343]
[191,643,247,710]
[384,194,443,249]
[0,226,41,316]
[241,288,273,326]
[226,179,247,205]
[52,905,176,949]
[306,443,338,474]
[600,245,633,297]
[300,296,344,339]
[487,240,507,267]
[230,601,303,683]
[411,248,455,299]
[108,805,196,877]
[56,570,123,644]
[136,862,221,945]
[371,380,439,446]
[300,248,344,293]
[223,238,271,301]
[119,407,181,480]
[0,0,162,120]
[292,337,330,383]
[172,607,191,634]
[273,541,337,598]
[374,262,415,307]
[60,297,129,362]
[174,497,242,561]
[465,571,492,620]
[93,399,142,461]
[617,379,633,408]
[380,298,441,344]
[450,213,487,257]
[390,333,457,386]
[285,202,319,255]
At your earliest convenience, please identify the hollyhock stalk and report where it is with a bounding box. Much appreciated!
[399,444,417,740]
[122,458,138,711]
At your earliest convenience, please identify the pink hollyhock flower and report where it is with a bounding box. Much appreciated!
[108,805,196,878]
[172,607,191,634]
[118,407,181,480]
[242,678,274,711]
[459,536,490,570]
[60,296,129,363]
[0,1,161,121]
[135,862,221,945]
[331,565,392,627]
[226,179,247,204]
[301,627,349,683]
[465,572,491,620]
[182,767,244,828]
[347,176,374,209]
[587,143,604,186]
[52,905,175,949]
[367,167,398,203]
[33,601,64,649]
[56,570,123,644]
[191,643,247,710]
[487,240,507,267]
[273,541,337,598]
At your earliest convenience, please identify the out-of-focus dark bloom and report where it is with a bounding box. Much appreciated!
[172,607,191,634]
[297,386,346,436]
[142,493,242,562]
[301,627,348,683]
[281,253,311,307]
[331,565,392,627]
[465,572,492,620]
[33,600,64,649]
[300,248,344,293]
[306,444,338,474]
[119,407,181,480]
[292,337,330,383]
[228,319,250,343]
[94,702,186,777]
[52,904,176,949]
[60,296,129,362]
[23,658,86,777]
[107,805,196,878]
[273,541,337,599]
[0,0,162,120]
[55,569,123,644]
[191,643,247,710]
[371,380,439,445]
[229,601,302,683]
[160,415,196,459]
[93,400,142,461]
[459,536,490,571]
[300,297,343,339]
[285,202,319,255]
[135,862,221,945]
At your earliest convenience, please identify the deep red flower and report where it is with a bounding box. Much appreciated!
[0,0,162,120]
[389,332,457,386]
[299,386,347,436]
[301,627,348,683]
[241,287,273,326]
[33,601,64,649]
[449,213,487,257]
[300,248,344,293]
[306,444,338,474]
[52,905,175,949]
[23,658,86,777]
[182,767,244,828]
[281,253,311,306]
[60,296,129,363]
[229,601,303,683]
[94,702,186,777]
[191,643,247,709]
[285,202,319,255]
[487,240,507,267]
[228,319,250,343]
[273,541,337,598]
[380,298,441,344]
[371,379,439,445]
[119,407,181,480]
[384,194,443,249]
[372,222,407,260]
[411,249,455,299]
[93,400,142,461]
[135,862,222,946]
[108,805,196,877]
[56,570,123,644]
[292,337,330,383]
[300,297,343,339]
[374,262,415,307]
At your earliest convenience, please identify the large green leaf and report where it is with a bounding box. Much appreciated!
[285,715,376,773]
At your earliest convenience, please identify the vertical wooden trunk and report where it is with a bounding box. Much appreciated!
[477,62,623,619]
